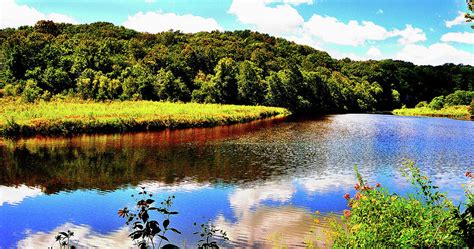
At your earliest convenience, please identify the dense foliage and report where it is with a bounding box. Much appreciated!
[427,90,474,110]
[393,90,474,119]
[0,21,473,112]
[324,163,473,247]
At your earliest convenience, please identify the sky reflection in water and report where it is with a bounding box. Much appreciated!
[0,114,473,247]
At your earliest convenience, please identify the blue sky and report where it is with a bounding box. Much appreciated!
[1,0,473,65]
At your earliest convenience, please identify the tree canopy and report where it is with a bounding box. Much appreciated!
[0,21,473,112]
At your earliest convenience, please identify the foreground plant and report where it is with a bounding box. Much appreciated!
[193,220,229,249]
[325,161,473,247]
[118,187,181,249]
[53,230,74,249]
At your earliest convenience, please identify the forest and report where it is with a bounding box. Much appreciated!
[0,21,473,113]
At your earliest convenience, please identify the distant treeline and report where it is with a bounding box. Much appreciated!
[0,21,473,112]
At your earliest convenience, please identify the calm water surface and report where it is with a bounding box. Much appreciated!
[0,114,473,248]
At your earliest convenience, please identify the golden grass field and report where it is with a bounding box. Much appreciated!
[0,98,290,137]
[392,105,472,120]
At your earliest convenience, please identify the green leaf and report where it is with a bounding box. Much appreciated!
[158,235,169,242]
[163,219,170,229]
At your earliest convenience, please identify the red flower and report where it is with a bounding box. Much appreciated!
[118,208,129,218]
[362,185,373,191]
[343,209,351,219]
[354,183,361,190]
[137,200,149,208]
[354,192,362,200]
[376,183,381,188]
[466,171,474,178]
[343,193,351,200]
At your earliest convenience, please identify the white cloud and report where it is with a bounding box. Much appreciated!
[214,206,319,247]
[297,174,356,193]
[285,33,323,50]
[229,0,304,35]
[17,223,134,248]
[300,15,426,46]
[138,180,211,192]
[123,10,223,33]
[229,181,296,217]
[441,32,474,44]
[0,0,77,28]
[366,47,382,58]
[0,185,43,206]
[229,0,427,50]
[396,43,474,66]
[445,11,467,28]
[302,14,393,46]
[391,24,427,45]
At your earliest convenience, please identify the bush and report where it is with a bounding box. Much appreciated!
[444,90,474,107]
[4,83,22,97]
[327,162,473,247]
[415,101,428,108]
[21,79,42,103]
[429,95,445,110]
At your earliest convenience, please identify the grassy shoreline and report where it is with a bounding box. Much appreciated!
[0,98,290,138]
[392,105,472,120]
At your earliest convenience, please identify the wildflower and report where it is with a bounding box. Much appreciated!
[466,171,474,178]
[137,200,149,207]
[314,218,320,224]
[314,210,320,215]
[354,192,362,200]
[354,183,361,190]
[343,193,351,200]
[376,182,381,188]
[362,185,373,191]
[343,209,351,219]
[118,208,129,218]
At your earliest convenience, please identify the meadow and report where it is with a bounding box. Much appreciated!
[392,105,472,120]
[0,98,289,137]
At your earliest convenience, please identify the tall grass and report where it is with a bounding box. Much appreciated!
[0,98,290,137]
[392,105,471,120]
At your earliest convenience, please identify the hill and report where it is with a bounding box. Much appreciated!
[0,21,473,113]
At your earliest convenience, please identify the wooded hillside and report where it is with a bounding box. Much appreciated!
[1,21,472,112]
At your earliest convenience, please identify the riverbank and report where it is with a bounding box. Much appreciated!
[0,98,290,138]
[392,105,472,120]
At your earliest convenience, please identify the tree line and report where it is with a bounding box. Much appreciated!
[0,21,473,112]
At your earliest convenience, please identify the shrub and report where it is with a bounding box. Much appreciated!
[429,95,445,110]
[21,79,42,103]
[415,101,428,108]
[327,162,473,247]
[4,83,22,97]
[444,90,474,106]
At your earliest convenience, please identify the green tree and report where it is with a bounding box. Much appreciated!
[208,57,238,104]
[120,64,156,100]
[153,69,190,101]
[444,90,474,106]
[237,60,265,105]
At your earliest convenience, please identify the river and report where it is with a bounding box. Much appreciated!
[0,114,473,248]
